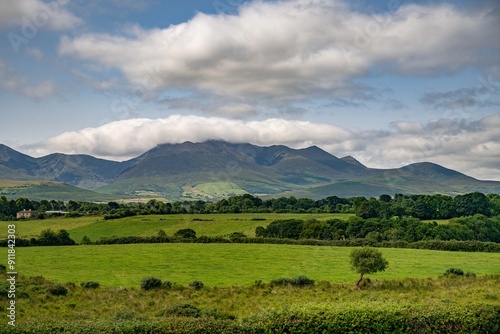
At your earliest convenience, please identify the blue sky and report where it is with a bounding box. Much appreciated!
[0,0,499,180]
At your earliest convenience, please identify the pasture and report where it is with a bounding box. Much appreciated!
[2,213,500,333]
[16,243,500,287]
[5,213,354,242]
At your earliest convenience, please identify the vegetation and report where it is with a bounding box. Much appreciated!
[140,277,163,290]
[1,272,499,333]
[12,244,500,287]
[0,191,499,332]
[2,192,500,221]
[350,247,389,286]
[255,215,500,243]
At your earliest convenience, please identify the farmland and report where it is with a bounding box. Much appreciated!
[14,243,500,287]
[4,213,354,242]
[1,213,500,333]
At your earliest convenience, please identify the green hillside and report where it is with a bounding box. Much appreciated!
[0,180,118,201]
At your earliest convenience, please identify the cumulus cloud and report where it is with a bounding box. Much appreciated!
[22,114,500,180]
[23,115,353,160]
[0,0,82,30]
[58,0,500,113]
[358,115,500,180]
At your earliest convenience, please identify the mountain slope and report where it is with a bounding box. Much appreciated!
[0,141,499,200]
[37,153,131,189]
[0,144,40,178]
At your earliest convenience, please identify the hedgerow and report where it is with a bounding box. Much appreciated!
[3,304,499,333]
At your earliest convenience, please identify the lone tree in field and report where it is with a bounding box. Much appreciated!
[350,247,388,287]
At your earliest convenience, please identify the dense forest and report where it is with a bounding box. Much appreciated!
[1,192,499,221]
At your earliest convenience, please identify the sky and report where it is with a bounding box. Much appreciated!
[0,0,499,180]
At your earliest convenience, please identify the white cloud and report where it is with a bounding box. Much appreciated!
[357,115,500,180]
[0,0,82,30]
[21,114,500,180]
[58,0,500,113]
[23,115,353,160]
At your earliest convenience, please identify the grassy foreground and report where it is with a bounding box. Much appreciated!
[15,244,500,287]
[1,273,499,333]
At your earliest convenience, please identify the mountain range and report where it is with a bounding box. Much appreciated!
[1,141,499,201]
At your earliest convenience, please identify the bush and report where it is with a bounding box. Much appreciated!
[81,235,92,245]
[271,275,315,287]
[174,228,197,239]
[444,268,464,277]
[140,277,162,290]
[229,232,247,239]
[80,281,100,289]
[48,284,68,296]
[189,280,204,290]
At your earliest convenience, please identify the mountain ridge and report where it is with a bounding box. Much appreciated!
[0,141,499,200]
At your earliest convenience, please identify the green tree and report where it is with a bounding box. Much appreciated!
[350,247,388,287]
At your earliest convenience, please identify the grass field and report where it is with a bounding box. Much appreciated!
[16,243,500,287]
[4,213,354,242]
[3,213,500,332]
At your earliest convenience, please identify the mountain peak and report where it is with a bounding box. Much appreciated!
[1,142,499,200]
[340,155,366,168]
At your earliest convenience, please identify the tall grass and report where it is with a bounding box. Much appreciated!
[1,273,498,332]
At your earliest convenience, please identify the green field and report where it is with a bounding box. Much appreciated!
[3,213,500,333]
[5,213,353,242]
[16,243,500,287]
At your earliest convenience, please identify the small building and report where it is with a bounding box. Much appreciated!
[16,209,38,219]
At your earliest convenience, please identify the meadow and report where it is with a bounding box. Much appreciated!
[5,213,354,242]
[15,243,500,287]
[2,213,500,333]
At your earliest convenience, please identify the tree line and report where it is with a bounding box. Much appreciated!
[255,215,500,243]
[1,192,500,221]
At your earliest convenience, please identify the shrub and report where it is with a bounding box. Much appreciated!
[140,277,162,290]
[80,281,100,289]
[48,284,68,296]
[174,228,197,239]
[189,280,204,290]
[444,268,464,277]
[81,235,92,245]
[229,232,247,239]
[270,275,315,287]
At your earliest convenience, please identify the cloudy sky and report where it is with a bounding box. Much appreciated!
[1,0,499,180]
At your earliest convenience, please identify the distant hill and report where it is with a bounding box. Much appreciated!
[0,180,117,201]
[0,141,499,200]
